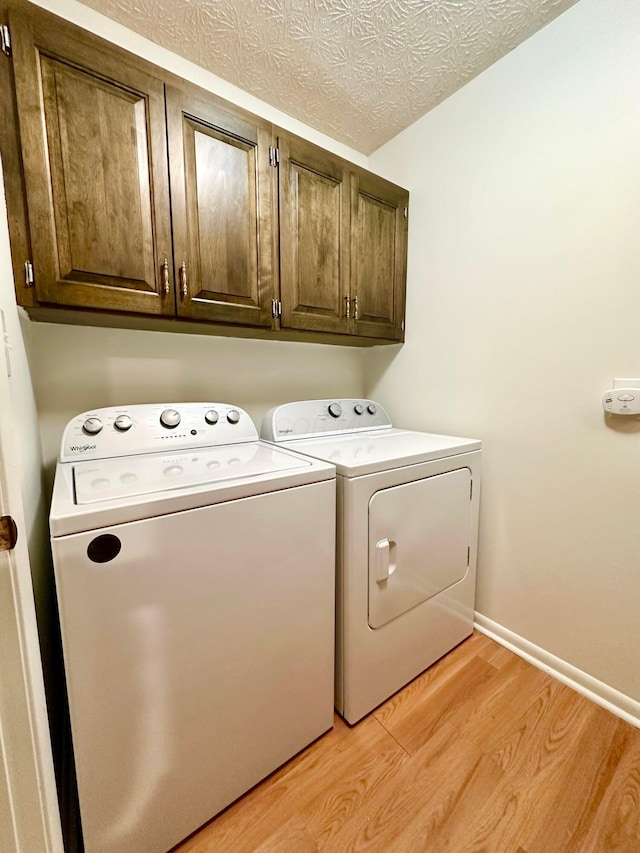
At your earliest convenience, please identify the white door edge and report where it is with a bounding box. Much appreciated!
[0,201,63,850]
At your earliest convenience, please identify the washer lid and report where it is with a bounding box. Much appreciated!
[73,442,309,504]
[280,429,481,477]
[51,441,335,537]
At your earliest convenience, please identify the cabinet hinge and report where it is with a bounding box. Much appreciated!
[0,515,18,552]
[1,25,11,57]
[403,207,408,219]
[269,146,280,167]
[271,299,282,318]
[24,260,34,287]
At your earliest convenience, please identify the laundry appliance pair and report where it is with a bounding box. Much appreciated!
[50,398,480,853]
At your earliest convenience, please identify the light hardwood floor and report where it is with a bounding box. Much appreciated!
[173,632,640,852]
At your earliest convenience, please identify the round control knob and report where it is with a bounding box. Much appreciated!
[205,409,219,425]
[160,408,181,429]
[354,404,364,415]
[367,403,377,415]
[328,402,343,419]
[82,417,103,435]
[114,415,133,432]
[226,409,241,425]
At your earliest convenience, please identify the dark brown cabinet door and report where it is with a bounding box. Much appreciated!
[278,134,350,335]
[10,10,174,314]
[166,85,275,327]
[351,171,408,341]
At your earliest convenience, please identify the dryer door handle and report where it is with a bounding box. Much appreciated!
[375,538,397,583]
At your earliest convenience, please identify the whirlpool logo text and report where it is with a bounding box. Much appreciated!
[69,444,96,453]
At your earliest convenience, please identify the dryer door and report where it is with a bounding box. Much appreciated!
[368,467,471,629]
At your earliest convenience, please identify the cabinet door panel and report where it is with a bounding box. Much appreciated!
[11,11,174,314]
[352,172,408,341]
[278,135,350,334]
[42,58,153,287]
[167,86,274,327]
[293,165,342,313]
[355,193,396,324]
[193,129,256,300]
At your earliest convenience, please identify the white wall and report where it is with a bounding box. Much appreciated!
[31,325,366,471]
[22,0,369,473]
[367,0,640,702]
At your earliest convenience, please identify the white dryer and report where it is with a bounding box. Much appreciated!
[261,399,481,724]
[49,402,336,853]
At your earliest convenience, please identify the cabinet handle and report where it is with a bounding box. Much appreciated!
[353,295,359,320]
[179,262,187,298]
[162,258,170,295]
[345,295,350,319]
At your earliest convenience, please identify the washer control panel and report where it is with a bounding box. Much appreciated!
[61,403,257,462]
[261,399,392,442]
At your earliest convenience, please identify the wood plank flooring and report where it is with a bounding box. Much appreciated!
[172,632,640,852]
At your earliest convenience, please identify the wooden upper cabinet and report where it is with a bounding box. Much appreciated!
[278,134,350,335]
[10,10,174,314]
[166,85,275,327]
[351,171,408,342]
[4,5,408,344]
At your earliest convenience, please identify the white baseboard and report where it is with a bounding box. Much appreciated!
[474,613,640,730]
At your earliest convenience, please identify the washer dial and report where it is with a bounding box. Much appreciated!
[82,417,103,435]
[160,408,181,429]
[227,409,241,425]
[328,402,343,419]
[114,415,133,432]
[205,409,219,425]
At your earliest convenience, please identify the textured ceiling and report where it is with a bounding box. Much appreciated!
[79,0,580,154]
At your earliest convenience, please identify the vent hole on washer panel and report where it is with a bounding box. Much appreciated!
[87,534,122,563]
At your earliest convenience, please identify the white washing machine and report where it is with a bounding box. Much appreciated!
[49,402,336,853]
[261,399,481,724]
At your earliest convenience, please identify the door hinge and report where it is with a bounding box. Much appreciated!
[269,146,280,167]
[403,206,408,219]
[0,516,18,552]
[1,26,11,57]
[271,299,282,318]
[24,260,34,287]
